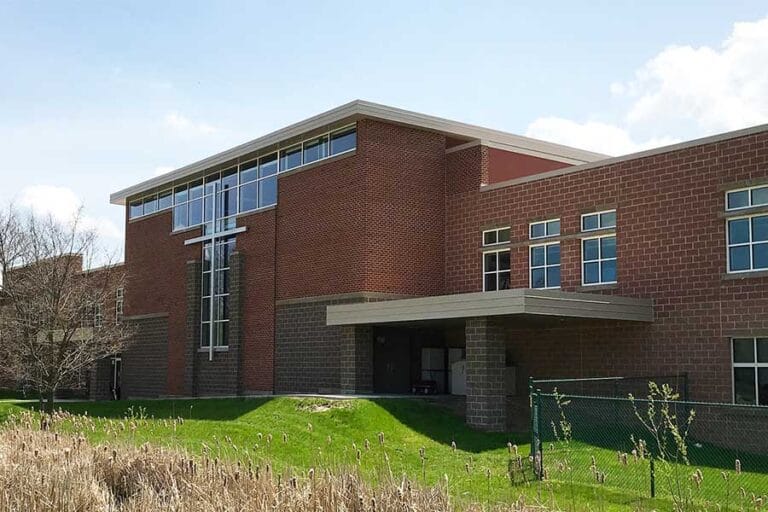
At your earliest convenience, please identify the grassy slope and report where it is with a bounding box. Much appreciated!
[0,397,759,510]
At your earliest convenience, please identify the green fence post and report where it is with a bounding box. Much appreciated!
[649,455,656,498]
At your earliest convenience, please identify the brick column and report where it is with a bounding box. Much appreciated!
[339,325,373,394]
[465,317,506,432]
[229,252,244,394]
[185,260,202,396]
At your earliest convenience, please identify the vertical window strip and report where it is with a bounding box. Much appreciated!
[530,242,561,289]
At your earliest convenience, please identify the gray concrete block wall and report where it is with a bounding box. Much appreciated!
[339,325,373,394]
[466,317,507,432]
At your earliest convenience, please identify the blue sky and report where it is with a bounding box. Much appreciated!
[1,1,767,258]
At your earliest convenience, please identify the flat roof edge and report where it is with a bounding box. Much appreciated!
[481,123,768,193]
[110,100,607,205]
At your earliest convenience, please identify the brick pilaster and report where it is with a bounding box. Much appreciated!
[185,260,202,396]
[465,317,506,432]
[339,325,373,394]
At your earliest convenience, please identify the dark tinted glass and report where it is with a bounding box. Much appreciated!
[734,367,756,404]
[754,243,768,269]
[752,187,768,207]
[752,216,768,242]
[728,190,749,209]
[582,214,599,231]
[303,136,328,164]
[601,236,616,259]
[758,339,768,363]
[330,127,356,155]
[531,268,545,288]
[547,266,561,287]
[239,181,258,212]
[259,153,278,178]
[240,161,258,183]
[583,239,599,261]
[531,246,545,267]
[547,244,560,265]
[728,219,750,244]
[498,271,511,290]
[498,251,510,270]
[259,176,277,207]
[584,262,599,284]
[483,231,497,245]
[601,259,617,282]
[158,191,173,210]
[280,145,302,171]
[484,252,497,272]
[729,246,750,271]
[760,368,768,406]
[531,223,546,238]
[733,339,755,363]
[484,273,497,291]
[497,228,510,243]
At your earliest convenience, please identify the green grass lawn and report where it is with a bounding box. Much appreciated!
[0,396,764,510]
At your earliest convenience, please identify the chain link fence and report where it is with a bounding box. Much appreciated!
[529,377,768,508]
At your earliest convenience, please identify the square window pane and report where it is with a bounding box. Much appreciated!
[303,136,329,164]
[734,367,756,405]
[330,127,356,155]
[240,181,258,212]
[498,271,511,290]
[531,268,545,288]
[757,339,768,363]
[143,196,157,215]
[547,220,561,236]
[483,231,497,245]
[729,246,751,271]
[752,216,768,242]
[601,236,616,259]
[259,153,278,178]
[158,191,173,210]
[759,368,768,406]
[753,243,768,269]
[600,211,616,228]
[174,185,188,204]
[484,252,497,272]
[531,246,545,267]
[728,190,749,210]
[752,187,768,207]
[546,244,560,265]
[484,273,497,291]
[129,201,142,219]
[582,214,598,231]
[189,181,203,200]
[497,228,510,243]
[583,239,599,261]
[733,339,755,363]
[601,259,617,283]
[728,218,750,244]
[530,223,545,239]
[240,161,258,183]
[280,145,302,171]
[584,262,600,284]
[546,266,561,288]
[221,168,238,190]
[259,176,277,207]
[173,205,188,230]
[498,251,510,270]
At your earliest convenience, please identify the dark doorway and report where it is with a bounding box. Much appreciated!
[373,329,411,393]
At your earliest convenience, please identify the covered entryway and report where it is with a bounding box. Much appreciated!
[327,288,653,432]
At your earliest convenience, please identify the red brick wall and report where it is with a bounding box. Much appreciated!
[124,210,199,395]
[486,147,570,184]
[446,132,768,402]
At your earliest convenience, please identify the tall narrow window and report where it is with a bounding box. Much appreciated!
[727,214,768,273]
[530,243,560,289]
[115,288,124,324]
[582,235,616,285]
[483,250,511,291]
[201,236,234,348]
[732,338,768,405]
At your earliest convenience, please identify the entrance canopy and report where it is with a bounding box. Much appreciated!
[326,289,653,326]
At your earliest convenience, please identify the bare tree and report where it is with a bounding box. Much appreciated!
[0,206,132,412]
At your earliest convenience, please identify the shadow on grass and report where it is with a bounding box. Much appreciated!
[373,398,527,454]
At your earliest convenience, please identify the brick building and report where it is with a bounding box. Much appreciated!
[104,100,768,431]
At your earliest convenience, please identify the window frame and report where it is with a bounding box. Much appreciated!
[725,185,768,212]
[581,233,617,286]
[115,287,124,325]
[581,209,617,232]
[482,226,511,247]
[482,248,511,292]
[725,213,768,274]
[529,241,561,289]
[529,218,561,240]
[731,337,768,406]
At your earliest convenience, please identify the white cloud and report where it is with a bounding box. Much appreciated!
[19,185,122,241]
[163,112,217,135]
[526,117,679,156]
[526,15,768,156]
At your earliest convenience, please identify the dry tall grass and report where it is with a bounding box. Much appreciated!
[0,420,532,512]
